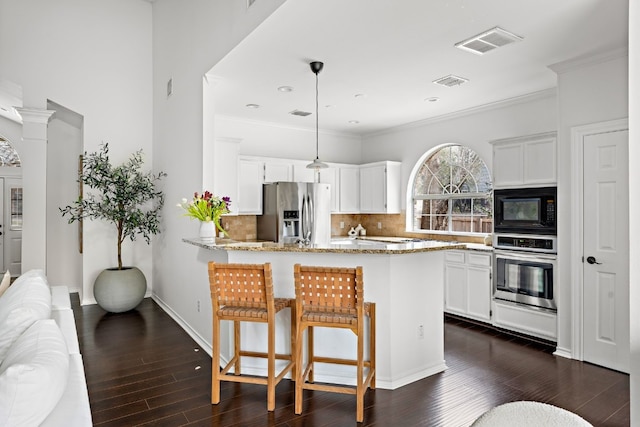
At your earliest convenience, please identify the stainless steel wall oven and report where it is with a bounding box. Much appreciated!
[493,234,557,311]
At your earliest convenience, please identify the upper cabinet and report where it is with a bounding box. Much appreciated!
[237,157,265,214]
[213,137,240,215]
[237,156,296,214]
[292,160,316,183]
[359,161,401,213]
[338,165,360,213]
[491,132,557,188]
[318,167,339,212]
[263,159,293,183]
[235,156,402,215]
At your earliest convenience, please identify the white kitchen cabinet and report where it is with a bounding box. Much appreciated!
[444,250,492,322]
[237,156,295,214]
[493,300,557,341]
[491,132,557,188]
[213,137,240,215]
[263,159,293,183]
[292,160,316,183]
[235,156,402,215]
[319,166,339,212]
[358,161,401,213]
[338,165,360,213]
[238,158,264,214]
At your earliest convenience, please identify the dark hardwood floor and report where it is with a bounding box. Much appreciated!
[72,295,630,426]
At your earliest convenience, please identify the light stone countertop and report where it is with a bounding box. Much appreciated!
[183,236,468,254]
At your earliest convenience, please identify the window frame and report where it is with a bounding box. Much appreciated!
[408,143,493,236]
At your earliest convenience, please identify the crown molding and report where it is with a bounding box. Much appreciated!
[215,114,362,140]
[365,88,557,138]
[548,46,629,74]
[15,107,55,124]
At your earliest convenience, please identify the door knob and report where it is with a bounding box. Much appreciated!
[586,256,602,265]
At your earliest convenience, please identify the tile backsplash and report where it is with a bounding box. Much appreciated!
[221,213,484,244]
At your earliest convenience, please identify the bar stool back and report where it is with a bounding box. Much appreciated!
[293,264,376,422]
[208,262,295,411]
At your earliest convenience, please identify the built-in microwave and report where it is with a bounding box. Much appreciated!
[493,187,556,235]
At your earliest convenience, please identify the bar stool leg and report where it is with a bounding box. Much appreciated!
[290,304,297,382]
[267,319,276,411]
[356,322,364,422]
[370,303,376,389]
[233,321,241,375]
[308,326,314,383]
[294,323,305,415]
[212,315,221,404]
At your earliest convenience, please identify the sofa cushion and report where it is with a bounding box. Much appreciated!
[0,269,52,361]
[0,269,10,298]
[51,309,80,354]
[51,285,72,310]
[0,319,70,426]
[40,353,92,427]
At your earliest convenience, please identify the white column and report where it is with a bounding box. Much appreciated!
[15,107,55,273]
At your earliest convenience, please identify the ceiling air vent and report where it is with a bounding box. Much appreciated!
[289,109,312,117]
[455,27,523,55]
[433,75,468,87]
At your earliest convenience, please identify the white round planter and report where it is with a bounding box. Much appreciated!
[93,267,147,313]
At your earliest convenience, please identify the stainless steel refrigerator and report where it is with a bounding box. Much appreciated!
[257,182,331,245]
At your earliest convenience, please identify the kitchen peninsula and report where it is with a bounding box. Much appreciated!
[184,237,465,390]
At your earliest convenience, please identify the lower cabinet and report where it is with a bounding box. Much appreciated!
[492,300,557,341]
[444,250,492,322]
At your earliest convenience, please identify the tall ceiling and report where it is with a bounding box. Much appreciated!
[209,0,629,135]
[0,1,628,133]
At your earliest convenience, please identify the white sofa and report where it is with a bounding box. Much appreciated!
[0,270,92,426]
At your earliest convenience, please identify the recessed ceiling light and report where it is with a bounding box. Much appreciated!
[348,120,360,124]
[425,97,440,103]
[277,86,293,92]
[245,103,260,109]
[289,109,312,117]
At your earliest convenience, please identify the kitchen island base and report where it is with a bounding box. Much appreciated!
[204,248,448,390]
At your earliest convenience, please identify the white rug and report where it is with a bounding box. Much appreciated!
[471,401,593,427]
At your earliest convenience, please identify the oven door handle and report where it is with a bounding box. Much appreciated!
[494,249,557,261]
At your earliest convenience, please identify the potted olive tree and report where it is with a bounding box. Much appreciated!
[60,143,166,313]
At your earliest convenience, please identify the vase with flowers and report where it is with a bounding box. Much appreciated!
[178,191,231,243]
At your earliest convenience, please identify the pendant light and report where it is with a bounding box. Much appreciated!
[306,61,329,171]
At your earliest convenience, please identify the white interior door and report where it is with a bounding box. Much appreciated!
[582,128,629,373]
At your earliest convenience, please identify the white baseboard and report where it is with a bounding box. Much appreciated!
[151,293,214,359]
[553,347,573,359]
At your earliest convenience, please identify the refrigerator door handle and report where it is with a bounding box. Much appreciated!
[307,194,314,241]
[300,195,309,244]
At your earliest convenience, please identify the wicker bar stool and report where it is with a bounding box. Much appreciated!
[293,264,376,423]
[208,262,295,411]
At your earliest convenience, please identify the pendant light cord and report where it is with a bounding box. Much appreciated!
[315,71,319,160]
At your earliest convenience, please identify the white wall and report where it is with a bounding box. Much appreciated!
[0,0,154,300]
[552,52,628,356]
[47,109,83,294]
[215,115,362,163]
[0,116,22,149]
[628,1,639,422]
[150,0,287,348]
[363,90,558,205]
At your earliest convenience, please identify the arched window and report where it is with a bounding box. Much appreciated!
[411,144,492,234]
[0,136,20,167]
